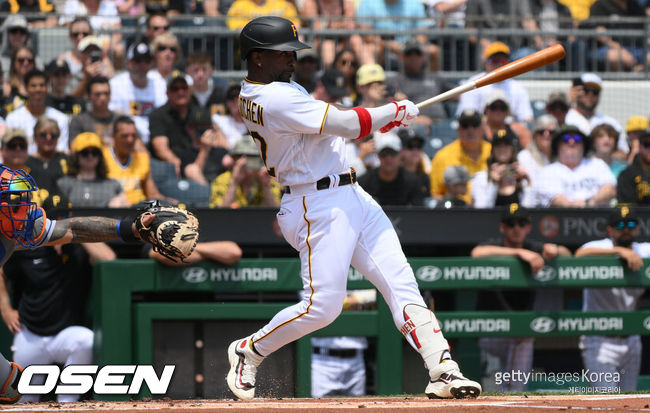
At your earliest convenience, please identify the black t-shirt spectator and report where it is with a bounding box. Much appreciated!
[617,155,650,204]
[475,237,545,311]
[4,244,92,336]
[25,153,68,210]
[149,101,227,181]
[46,95,85,117]
[358,167,425,206]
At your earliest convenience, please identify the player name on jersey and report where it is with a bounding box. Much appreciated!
[238,96,265,126]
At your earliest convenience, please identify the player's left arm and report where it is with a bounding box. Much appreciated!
[44,215,152,245]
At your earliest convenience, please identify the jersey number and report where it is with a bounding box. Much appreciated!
[250,131,276,177]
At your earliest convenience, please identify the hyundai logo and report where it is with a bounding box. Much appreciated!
[416,266,443,282]
[644,317,650,331]
[530,317,556,333]
[182,267,208,283]
[534,266,557,282]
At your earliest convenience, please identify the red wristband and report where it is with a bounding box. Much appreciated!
[352,107,372,139]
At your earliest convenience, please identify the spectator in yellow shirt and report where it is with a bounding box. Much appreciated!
[226,0,300,30]
[430,109,491,204]
[210,135,282,208]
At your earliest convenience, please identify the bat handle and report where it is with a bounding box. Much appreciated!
[416,82,477,109]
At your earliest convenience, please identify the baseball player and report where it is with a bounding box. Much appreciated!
[0,165,159,403]
[575,206,648,391]
[226,16,481,401]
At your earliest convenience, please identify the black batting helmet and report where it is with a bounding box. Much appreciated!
[239,16,310,60]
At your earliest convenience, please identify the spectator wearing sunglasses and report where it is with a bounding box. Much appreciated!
[534,125,616,207]
[25,118,68,210]
[57,132,129,207]
[398,127,431,196]
[455,42,534,124]
[624,115,649,164]
[517,114,558,206]
[471,203,570,392]
[481,89,531,149]
[0,128,29,171]
[472,128,531,208]
[0,15,43,77]
[575,206,648,392]
[149,32,183,107]
[430,109,491,204]
[565,73,627,155]
[617,128,650,204]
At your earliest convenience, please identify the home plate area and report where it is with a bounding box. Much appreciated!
[0,394,649,412]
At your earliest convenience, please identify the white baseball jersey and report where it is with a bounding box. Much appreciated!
[534,157,616,206]
[239,79,349,187]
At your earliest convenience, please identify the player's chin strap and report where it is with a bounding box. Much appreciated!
[401,304,451,372]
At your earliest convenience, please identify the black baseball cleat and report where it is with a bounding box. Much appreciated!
[426,360,481,399]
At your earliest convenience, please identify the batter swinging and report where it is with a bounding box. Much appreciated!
[226,16,481,400]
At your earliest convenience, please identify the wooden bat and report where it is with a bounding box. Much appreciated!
[416,44,566,109]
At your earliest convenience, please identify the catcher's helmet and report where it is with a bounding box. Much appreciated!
[239,16,310,60]
[0,166,43,247]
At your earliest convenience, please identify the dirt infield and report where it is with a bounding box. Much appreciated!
[1,394,649,413]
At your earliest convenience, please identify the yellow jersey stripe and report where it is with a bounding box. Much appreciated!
[255,196,315,345]
[319,104,330,135]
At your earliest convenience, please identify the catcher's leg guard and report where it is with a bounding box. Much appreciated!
[0,362,22,404]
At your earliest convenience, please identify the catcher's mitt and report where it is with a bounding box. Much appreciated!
[135,200,199,262]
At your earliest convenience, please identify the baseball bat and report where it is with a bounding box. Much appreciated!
[416,44,566,109]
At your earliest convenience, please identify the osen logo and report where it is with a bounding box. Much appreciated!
[534,266,556,282]
[416,266,443,282]
[643,317,650,331]
[182,267,208,283]
[530,317,556,333]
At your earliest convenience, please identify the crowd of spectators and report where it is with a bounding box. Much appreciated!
[0,1,645,212]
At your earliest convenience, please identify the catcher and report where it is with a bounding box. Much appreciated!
[0,165,198,403]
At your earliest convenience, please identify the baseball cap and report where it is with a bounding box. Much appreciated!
[443,165,470,186]
[46,58,71,76]
[580,73,602,90]
[5,14,27,31]
[533,114,559,134]
[546,91,569,108]
[501,203,530,223]
[127,41,152,61]
[492,128,517,146]
[608,205,638,226]
[78,35,103,53]
[484,41,510,60]
[457,109,481,125]
[231,135,263,170]
[296,48,319,63]
[1,128,27,146]
[403,38,424,54]
[485,89,510,108]
[356,64,385,86]
[166,70,188,88]
[71,132,103,153]
[319,68,347,99]
[374,131,402,153]
[398,127,425,147]
[626,116,649,132]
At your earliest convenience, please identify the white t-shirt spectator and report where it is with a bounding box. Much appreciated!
[534,157,616,207]
[59,0,120,29]
[212,113,249,149]
[109,72,166,144]
[6,106,69,155]
[455,77,534,123]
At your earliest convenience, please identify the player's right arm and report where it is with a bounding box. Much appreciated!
[321,100,419,139]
